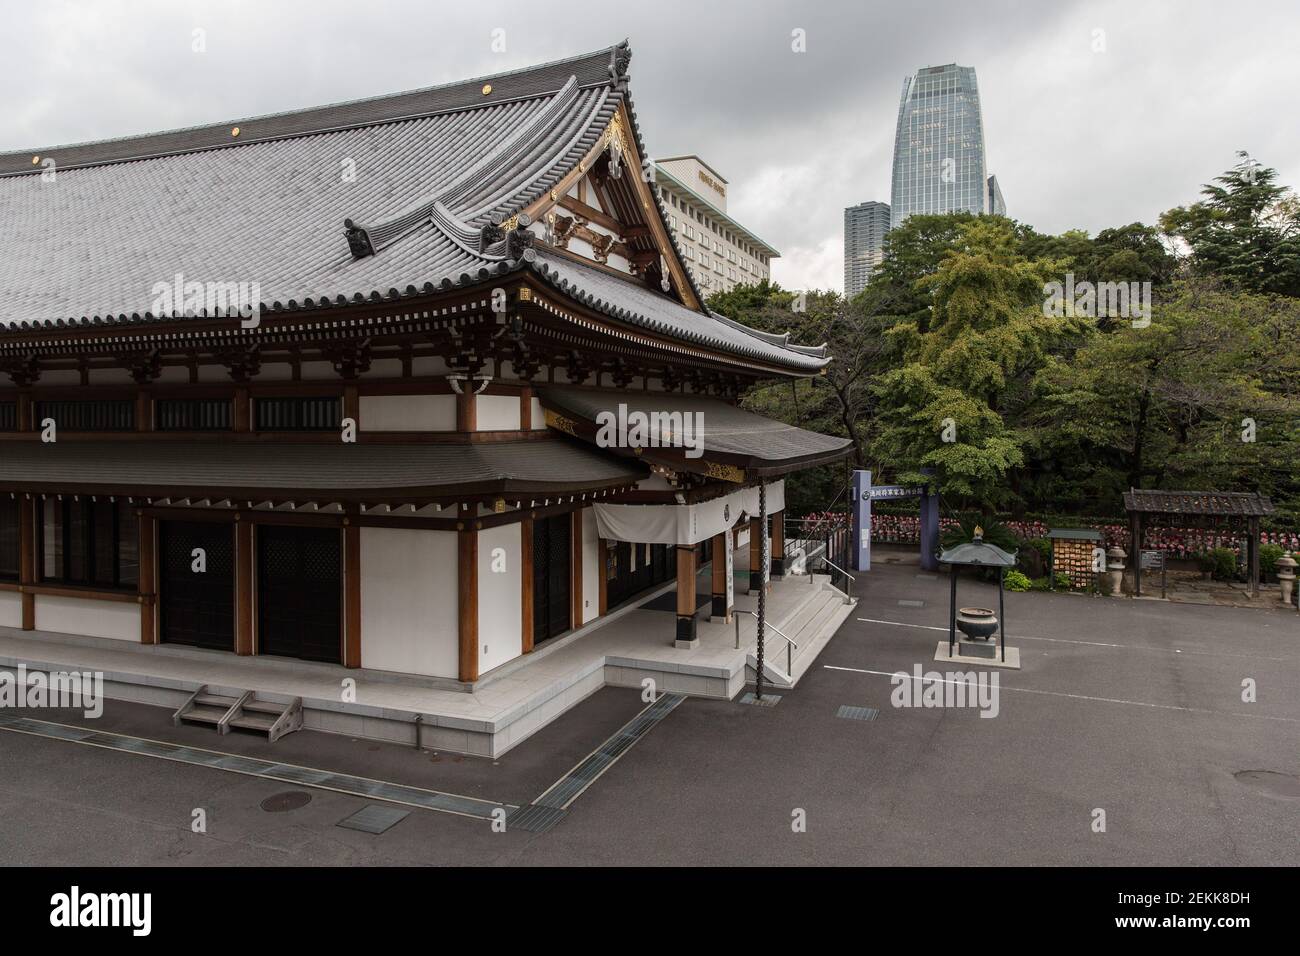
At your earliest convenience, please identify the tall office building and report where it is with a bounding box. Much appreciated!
[843,200,891,298]
[890,63,999,228]
[987,174,1006,217]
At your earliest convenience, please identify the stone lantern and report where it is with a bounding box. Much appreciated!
[1106,546,1127,596]
[1277,553,1297,608]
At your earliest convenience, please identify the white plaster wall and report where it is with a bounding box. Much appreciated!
[581,507,599,625]
[256,362,295,381]
[412,355,451,377]
[299,361,334,381]
[359,394,456,431]
[476,523,522,674]
[529,397,545,429]
[360,527,459,678]
[87,368,136,386]
[37,370,82,387]
[155,365,190,385]
[0,592,22,628]
[476,395,521,431]
[35,595,140,641]
[361,358,403,379]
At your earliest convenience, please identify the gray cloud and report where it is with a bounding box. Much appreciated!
[3,0,1296,292]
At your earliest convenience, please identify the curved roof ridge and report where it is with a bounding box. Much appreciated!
[0,44,625,177]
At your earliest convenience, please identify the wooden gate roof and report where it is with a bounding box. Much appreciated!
[1122,489,1275,518]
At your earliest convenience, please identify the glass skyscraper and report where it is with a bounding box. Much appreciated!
[843,201,891,299]
[890,64,990,228]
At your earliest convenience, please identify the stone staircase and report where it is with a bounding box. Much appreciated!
[744,574,856,688]
[174,685,304,742]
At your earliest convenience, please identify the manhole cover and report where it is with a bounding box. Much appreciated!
[1233,771,1300,799]
[260,790,313,813]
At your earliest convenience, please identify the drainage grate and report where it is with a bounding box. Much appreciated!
[260,790,312,813]
[897,599,925,608]
[505,804,568,833]
[0,713,512,821]
[531,693,686,811]
[837,705,879,721]
[739,692,781,707]
[336,804,410,834]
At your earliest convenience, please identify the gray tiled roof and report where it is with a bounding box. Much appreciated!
[530,251,827,370]
[0,438,645,499]
[0,42,826,375]
[1123,489,1275,517]
[540,387,852,473]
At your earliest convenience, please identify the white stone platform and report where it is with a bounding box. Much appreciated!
[0,571,852,759]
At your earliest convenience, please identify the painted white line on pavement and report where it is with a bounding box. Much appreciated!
[823,665,1300,723]
[854,617,1289,662]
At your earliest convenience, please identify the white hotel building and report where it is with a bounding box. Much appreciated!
[654,156,778,295]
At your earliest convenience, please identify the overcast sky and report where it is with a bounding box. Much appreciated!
[4,0,1297,293]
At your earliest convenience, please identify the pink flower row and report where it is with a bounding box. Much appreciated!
[799,513,1300,558]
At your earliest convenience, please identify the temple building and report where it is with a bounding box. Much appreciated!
[0,42,854,755]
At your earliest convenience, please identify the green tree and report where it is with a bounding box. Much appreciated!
[872,218,1083,509]
[1033,280,1300,508]
[1161,153,1300,296]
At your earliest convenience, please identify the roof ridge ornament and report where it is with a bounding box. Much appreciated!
[610,40,632,82]
[343,218,375,258]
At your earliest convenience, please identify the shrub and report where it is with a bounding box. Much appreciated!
[1004,570,1032,592]
[1052,571,1072,590]
[1017,537,1051,577]
[1209,546,1239,581]
[1030,576,1052,592]
[1260,543,1285,576]
[941,514,1019,553]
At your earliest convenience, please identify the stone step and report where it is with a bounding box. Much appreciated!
[178,704,228,725]
[791,593,844,657]
[788,598,856,683]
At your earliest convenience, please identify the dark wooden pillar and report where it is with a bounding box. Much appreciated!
[456,389,476,433]
[19,496,36,630]
[749,517,763,593]
[571,509,584,628]
[233,388,251,433]
[770,510,786,577]
[342,519,361,668]
[674,544,698,647]
[458,523,479,682]
[135,390,152,432]
[138,511,157,644]
[234,517,254,655]
[710,531,731,621]
[521,516,535,653]
[343,385,360,435]
[519,387,533,430]
[598,538,609,616]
